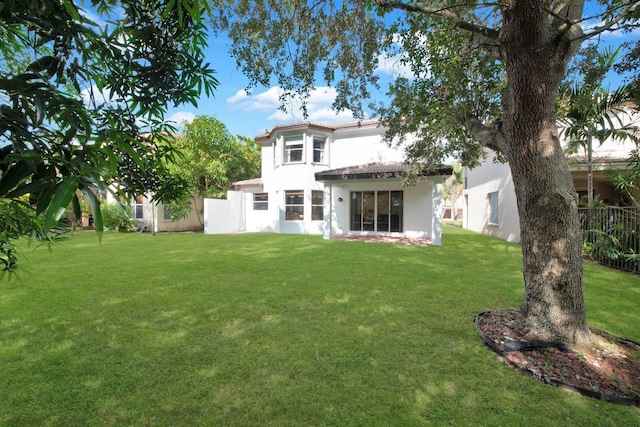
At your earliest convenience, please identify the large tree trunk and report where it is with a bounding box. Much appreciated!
[500,3,592,347]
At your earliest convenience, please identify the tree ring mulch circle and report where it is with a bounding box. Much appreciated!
[475,309,640,406]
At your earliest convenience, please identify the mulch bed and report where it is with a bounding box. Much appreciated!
[476,310,640,406]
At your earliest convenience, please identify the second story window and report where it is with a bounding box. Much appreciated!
[313,136,326,163]
[284,136,304,163]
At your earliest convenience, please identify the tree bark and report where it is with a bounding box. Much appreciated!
[499,2,592,347]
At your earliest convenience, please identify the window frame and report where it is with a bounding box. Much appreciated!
[285,190,304,220]
[311,190,324,221]
[163,203,173,221]
[488,191,499,225]
[132,195,144,219]
[253,193,269,211]
[312,136,326,164]
[284,135,304,164]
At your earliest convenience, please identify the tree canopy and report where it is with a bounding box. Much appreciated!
[0,0,217,274]
[210,1,638,166]
[209,0,640,347]
[165,115,260,224]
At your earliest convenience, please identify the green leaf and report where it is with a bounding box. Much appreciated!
[6,177,57,199]
[44,177,79,233]
[62,0,81,21]
[71,193,82,222]
[0,161,32,197]
[85,188,103,237]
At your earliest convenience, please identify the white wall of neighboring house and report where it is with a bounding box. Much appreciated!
[104,191,204,233]
[464,107,639,243]
[463,152,521,243]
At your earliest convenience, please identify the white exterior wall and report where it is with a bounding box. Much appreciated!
[204,121,446,241]
[329,127,405,168]
[323,178,439,240]
[252,125,403,236]
[463,152,521,243]
[203,191,243,234]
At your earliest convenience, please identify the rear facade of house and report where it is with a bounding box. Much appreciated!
[204,120,451,245]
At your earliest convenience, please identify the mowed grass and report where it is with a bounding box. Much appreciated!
[1,227,639,426]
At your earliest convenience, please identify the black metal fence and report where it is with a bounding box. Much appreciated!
[578,206,640,274]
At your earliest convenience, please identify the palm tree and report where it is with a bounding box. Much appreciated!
[442,161,463,219]
[559,84,638,209]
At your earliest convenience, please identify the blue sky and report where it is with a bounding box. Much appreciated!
[81,3,638,140]
[165,26,638,140]
[163,33,410,138]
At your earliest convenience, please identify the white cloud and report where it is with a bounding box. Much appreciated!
[227,86,362,125]
[582,20,640,39]
[375,53,415,79]
[81,85,113,107]
[226,87,282,112]
[166,111,196,126]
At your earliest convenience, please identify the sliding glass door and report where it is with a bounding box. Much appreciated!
[350,190,403,232]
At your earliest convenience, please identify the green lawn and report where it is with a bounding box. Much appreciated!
[1,227,639,426]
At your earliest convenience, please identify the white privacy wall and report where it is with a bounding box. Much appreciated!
[463,151,521,243]
[203,191,243,234]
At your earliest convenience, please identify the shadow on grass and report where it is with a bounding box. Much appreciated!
[0,227,638,425]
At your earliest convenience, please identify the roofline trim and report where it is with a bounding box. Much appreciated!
[255,119,381,144]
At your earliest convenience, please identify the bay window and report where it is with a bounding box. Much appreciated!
[284,136,304,163]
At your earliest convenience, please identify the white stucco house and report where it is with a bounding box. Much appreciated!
[464,109,639,243]
[203,120,452,245]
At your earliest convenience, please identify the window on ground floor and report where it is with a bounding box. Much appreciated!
[312,190,324,221]
[350,190,403,232]
[253,193,268,210]
[488,191,499,225]
[163,203,173,221]
[285,190,304,220]
[133,195,144,219]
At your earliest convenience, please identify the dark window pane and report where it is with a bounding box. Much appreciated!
[350,191,362,231]
[253,193,268,210]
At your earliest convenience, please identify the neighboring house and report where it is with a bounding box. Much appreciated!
[442,192,465,220]
[464,114,639,243]
[203,120,452,245]
[462,153,523,243]
[103,192,204,232]
[129,195,204,232]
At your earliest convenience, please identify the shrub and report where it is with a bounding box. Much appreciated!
[101,203,136,232]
